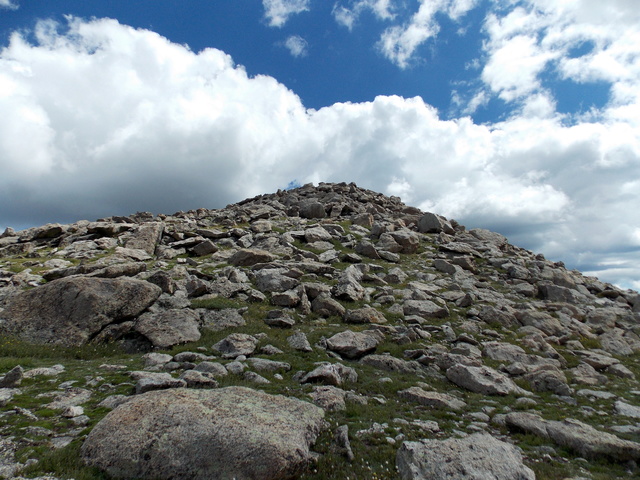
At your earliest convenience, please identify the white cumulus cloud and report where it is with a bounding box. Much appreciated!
[377,0,477,68]
[262,0,310,27]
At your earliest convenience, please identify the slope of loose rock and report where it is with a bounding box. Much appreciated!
[0,182,639,479]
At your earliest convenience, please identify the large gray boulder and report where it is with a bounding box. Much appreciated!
[398,387,466,411]
[0,277,161,346]
[229,248,276,267]
[124,222,165,255]
[397,433,535,480]
[417,212,455,234]
[134,309,201,349]
[326,330,379,359]
[212,333,259,358]
[506,412,640,461]
[446,364,529,396]
[82,387,326,480]
[403,300,449,319]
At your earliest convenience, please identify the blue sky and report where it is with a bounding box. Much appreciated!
[1,0,639,290]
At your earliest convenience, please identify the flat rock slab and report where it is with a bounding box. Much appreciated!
[398,387,466,411]
[81,387,325,480]
[397,433,535,480]
[446,364,529,396]
[0,277,161,346]
[403,300,449,319]
[615,400,640,419]
[506,412,640,461]
[326,330,379,359]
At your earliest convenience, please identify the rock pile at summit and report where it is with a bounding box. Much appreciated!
[1,182,639,479]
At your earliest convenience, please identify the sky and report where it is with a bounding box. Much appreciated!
[0,1,639,291]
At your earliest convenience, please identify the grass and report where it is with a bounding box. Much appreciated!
[190,296,245,310]
[0,335,133,361]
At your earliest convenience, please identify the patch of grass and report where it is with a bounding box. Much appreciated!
[20,440,109,480]
[579,336,601,350]
[190,296,244,310]
[0,335,131,361]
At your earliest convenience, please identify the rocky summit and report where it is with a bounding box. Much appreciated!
[0,181,640,479]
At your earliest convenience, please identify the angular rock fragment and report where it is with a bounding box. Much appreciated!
[200,308,246,331]
[361,354,423,374]
[344,307,387,324]
[417,212,455,234]
[135,309,201,349]
[310,385,347,411]
[301,363,358,386]
[506,412,640,461]
[228,248,275,267]
[398,387,466,411]
[397,433,535,480]
[403,300,449,319]
[446,364,530,396]
[0,365,23,388]
[326,330,379,359]
[212,333,258,358]
[287,331,313,352]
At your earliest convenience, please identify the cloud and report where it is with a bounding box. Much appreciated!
[0,16,639,289]
[283,35,308,57]
[262,0,310,27]
[479,1,640,118]
[377,0,478,68]
[333,0,395,30]
[0,0,18,9]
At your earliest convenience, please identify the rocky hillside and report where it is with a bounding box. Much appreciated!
[1,182,640,479]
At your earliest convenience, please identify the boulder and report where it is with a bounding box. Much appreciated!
[124,222,164,255]
[506,412,640,461]
[361,354,423,374]
[200,308,246,331]
[82,387,325,480]
[310,385,347,411]
[212,333,258,358]
[312,293,346,317]
[254,269,300,293]
[417,213,455,234]
[403,300,449,319]
[304,226,333,243]
[515,311,564,336]
[134,309,201,349]
[524,365,572,396]
[326,330,379,359]
[301,363,358,386]
[446,364,529,396]
[0,277,161,346]
[344,307,387,324]
[134,372,187,394]
[397,433,535,480]
[288,331,313,352]
[229,249,275,267]
[0,366,23,388]
[299,201,326,219]
[246,358,291,373]
[389,229,420,254]
[398,387,466,411]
